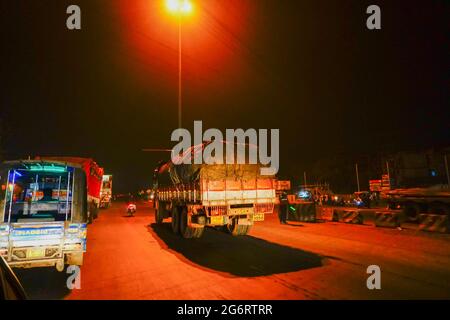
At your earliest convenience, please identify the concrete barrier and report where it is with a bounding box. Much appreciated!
[333,209,363,224]
[375,211,401,228]
[287,202,316,222]
[316,206,334,221]
[418,214,449,233]
[358,209,376,225]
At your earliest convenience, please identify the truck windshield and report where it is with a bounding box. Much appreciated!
[2,169,74,223]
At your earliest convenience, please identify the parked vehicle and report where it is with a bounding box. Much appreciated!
[100,174,113,209]
[0,160,88,271]
[153,143,277,238]
[37,157,103,223]
[387,185,450,221]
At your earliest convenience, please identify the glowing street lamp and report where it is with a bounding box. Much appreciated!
[166,0,193,14]
[165,0,193,129]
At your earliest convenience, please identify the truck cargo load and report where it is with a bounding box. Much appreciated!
[153,142,277,238]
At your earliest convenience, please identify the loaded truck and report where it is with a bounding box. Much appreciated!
[153,144,277,238]
[37,157,103,223]
[0,160,89,271]
[99,174,113,209]
[387,184,450,221]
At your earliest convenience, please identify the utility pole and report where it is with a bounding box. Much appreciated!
[386,160,391,189]
[303,171,307,189]
[445,154,450,186]
[355,163,360,192]
[386,160,390,177]
[178,13,182,129]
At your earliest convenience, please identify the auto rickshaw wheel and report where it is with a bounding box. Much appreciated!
[56,259,65,272]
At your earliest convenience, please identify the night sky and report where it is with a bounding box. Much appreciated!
[1,0,448,193]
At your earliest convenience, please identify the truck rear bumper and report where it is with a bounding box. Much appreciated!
[7,258,61,269]
[2,248,84,268]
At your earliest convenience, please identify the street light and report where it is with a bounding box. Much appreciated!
[166,0,193,14]
[165,0,193,129]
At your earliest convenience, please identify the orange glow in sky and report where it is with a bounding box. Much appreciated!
[114,0,257,101]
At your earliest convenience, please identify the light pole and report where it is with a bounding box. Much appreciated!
[355,163,360,192]
[166,0,193,129]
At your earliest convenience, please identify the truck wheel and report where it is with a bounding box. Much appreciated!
[171,207,180,234]
[88,211,93,224]
[179,207,204,239]
[402,203,421,222]
[155,203,164,224]
[93,205,99,219]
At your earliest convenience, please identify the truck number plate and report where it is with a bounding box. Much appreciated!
[210,216,224,225]
[28,248,45,259]
[253,213,265,221]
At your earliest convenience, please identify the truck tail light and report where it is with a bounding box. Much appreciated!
[209,206,227,216]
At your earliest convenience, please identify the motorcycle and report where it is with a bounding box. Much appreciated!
[127,203,137,216]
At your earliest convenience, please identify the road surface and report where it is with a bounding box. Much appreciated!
[15,202,450,299]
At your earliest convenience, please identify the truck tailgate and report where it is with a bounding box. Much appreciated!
[201,179,276,205]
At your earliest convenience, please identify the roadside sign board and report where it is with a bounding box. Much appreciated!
[369,179,382,192]
[275,180,291,191]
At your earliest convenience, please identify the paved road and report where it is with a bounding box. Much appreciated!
[15,202,450,299]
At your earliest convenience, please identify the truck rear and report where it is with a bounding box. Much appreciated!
[37,157,103,223]
[154,160,276,239]
[99,174,113,209]
[0,160,88,271]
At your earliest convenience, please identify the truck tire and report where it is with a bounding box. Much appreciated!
[88,210,93,224]
[88,202,97,222]
[171,207,180,234]
[155,201,164,224]
[402,202,421,222]
[179,207,204,239]
[227,218,251,236]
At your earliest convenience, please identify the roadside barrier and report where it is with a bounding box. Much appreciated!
[287,202,316,222]
[316,206,334,221]
[333,209,363,224]
[418,214,449,233]
[374,211,401,228]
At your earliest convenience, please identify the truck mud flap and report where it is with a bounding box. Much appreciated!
[418,214,449,234]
